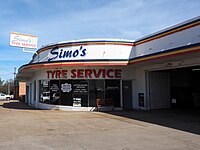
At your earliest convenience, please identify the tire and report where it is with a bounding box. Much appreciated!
[44,100,50,104]
[6,97,10,101]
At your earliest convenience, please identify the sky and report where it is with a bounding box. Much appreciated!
[0,0,200,81]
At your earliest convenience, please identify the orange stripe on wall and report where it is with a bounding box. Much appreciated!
[37,42,135,54]
[129,47,200,64]
[19,61,128,72]
[135,21,200,45]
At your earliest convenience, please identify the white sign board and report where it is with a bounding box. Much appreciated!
[10,32,38,49]
[47,45,131,62]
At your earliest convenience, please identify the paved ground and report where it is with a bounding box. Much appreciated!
[0,100,200,150]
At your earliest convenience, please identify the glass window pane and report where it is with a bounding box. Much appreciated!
[39,80,50,103]
[73,80,88,107]
[105,80,121,107]
[50,80,60,105]
[60,80,73,106]
[89,80,105,107]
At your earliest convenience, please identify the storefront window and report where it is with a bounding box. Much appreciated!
[89,80,105,107]
[39,79,121,107]
[39,80,50,103]
[105,80,121,107]
[73,80,88,107]
[50,80,60,104]
[60,80,73,106]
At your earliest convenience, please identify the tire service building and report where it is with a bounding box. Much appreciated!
[17,16,200,111]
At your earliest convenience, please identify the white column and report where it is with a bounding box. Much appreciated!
[35,80,40,109]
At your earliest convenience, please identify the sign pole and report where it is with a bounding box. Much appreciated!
[22,47,37,54]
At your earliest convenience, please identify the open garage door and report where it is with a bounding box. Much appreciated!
[149,71,170,109]
[170,67,200,109]
[149,66,200,110]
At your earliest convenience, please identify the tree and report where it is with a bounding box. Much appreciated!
[0,78,4,86]
[0,79,14,95]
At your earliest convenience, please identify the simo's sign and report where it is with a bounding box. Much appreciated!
[47,69,122,79]
[10,32,38,49]
[48,46,86,61]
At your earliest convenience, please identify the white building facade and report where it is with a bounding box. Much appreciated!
[17,16,200,111]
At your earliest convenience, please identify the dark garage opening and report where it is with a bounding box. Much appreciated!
[170,66,200,109]
[149,66,200,110]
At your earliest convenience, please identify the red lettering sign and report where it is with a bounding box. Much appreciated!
[85,69,92,78]
[106,69,114,78]
[115,69,122,78]
[77,69,84,78]
[71,69,76,78]
[47,70,68,79]
[47,69,122,79]
[62,70,68,78]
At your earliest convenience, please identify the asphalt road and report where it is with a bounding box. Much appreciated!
[0,100,200,150]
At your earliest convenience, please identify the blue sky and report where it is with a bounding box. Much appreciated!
[0,0,200,81]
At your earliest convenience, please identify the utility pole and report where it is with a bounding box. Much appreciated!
[14,67,16,79]
[8,82,10,95]
[13,67,16,98]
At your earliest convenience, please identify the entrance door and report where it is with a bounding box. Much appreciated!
[149,71,170,109]
[105,80,121,107]
[60,80,73,106]
[88,80,105,107]
[122,80,132,110]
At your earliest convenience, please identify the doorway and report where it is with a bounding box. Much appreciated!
[148,66,200,110]
[122,80,132,110]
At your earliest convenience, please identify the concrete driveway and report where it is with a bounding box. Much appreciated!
[0,100,200,150]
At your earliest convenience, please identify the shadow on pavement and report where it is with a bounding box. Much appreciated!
[1,100,35,110]
[1,100,200,135]
[108,109,200,135]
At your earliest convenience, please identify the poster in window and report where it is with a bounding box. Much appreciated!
[74,83,88,95]
[138,93,144,107]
